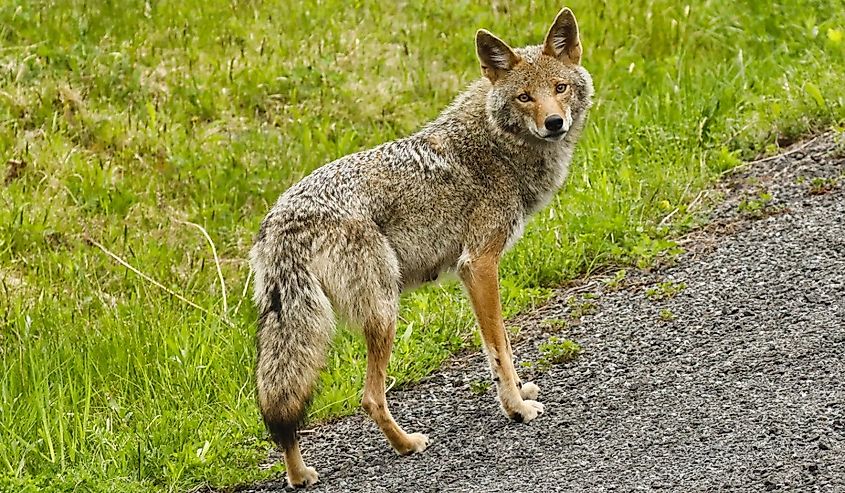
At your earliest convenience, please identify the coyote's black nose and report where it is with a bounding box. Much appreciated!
[544,115,564,132]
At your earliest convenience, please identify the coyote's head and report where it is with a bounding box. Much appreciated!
[476,8,593,144]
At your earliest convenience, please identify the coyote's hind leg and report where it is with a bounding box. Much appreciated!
[314,223,430,455]
[361,309,430,455]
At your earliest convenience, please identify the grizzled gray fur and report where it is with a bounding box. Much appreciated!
[250,7,593,488]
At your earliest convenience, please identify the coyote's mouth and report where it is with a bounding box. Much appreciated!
[532,129,567,142]
[544,130,566,141]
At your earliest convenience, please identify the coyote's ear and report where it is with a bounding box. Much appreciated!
[543,8,582,65]
[476,29,520,83]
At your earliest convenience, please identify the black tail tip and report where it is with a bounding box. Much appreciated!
[264,416,299,449]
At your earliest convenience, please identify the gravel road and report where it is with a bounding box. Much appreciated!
[242,135,845,492]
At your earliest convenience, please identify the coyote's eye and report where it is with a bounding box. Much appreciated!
[517,93,532,103]
[555,83,568,94]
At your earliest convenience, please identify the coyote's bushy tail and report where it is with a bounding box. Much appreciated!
[251,250,334,449]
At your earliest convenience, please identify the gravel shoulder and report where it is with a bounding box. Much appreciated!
[242,135,845,492]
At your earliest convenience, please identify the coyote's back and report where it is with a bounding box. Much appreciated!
[250,7,593,487]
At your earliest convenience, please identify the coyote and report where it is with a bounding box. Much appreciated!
[250,7,593,487]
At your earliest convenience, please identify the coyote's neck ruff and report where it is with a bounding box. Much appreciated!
[250,8,593,488]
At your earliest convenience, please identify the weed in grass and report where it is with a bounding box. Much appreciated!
[537,337,582,371]
[604,269,628,291]
[832,127,845,158]
[763,143,781,157]
[541,318,569,331]
[629,234,686,270]
[808,177,838,195]
[646,281,688,301]
[659,308,676,321]
[469,380,491,396]
[566,295,598,319]
[737,190,774,218]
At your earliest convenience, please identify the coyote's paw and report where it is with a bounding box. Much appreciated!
[395,432,430,456]
[520,382,540,400]
[287,466,319,488]
[507,399,545,424]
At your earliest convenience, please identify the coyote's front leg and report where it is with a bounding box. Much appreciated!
[460,252,544,423]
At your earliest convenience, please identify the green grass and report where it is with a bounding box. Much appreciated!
[537,337,582,368]
[1,1,844,491]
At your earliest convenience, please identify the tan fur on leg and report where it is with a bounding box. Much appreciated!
[461,252,544,423]
[283,441,319,487]
[362,316,430,454]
